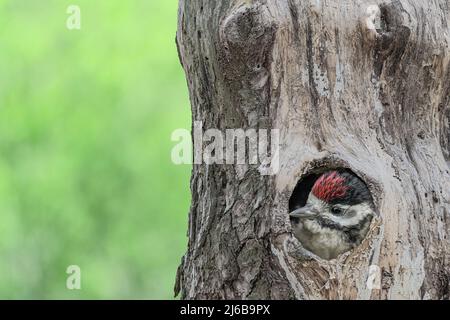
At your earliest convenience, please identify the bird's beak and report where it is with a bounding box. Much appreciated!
[289,204,319,219]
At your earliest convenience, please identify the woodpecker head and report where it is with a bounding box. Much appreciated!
[290,170,375,260]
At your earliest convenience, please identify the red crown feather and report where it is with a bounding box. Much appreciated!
[311,171,349,202]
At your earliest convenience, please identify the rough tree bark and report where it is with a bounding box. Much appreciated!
[174,0,450,299]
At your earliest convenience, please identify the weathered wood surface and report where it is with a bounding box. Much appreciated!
[175,0,450,299]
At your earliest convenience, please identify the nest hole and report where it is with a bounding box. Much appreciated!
[287,167,378,260]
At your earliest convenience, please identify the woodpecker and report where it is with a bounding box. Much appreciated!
[290,170,375,260]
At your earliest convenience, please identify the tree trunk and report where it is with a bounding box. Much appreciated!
[174,0,450,299]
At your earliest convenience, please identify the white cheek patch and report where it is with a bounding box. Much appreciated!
[338,203,374,227]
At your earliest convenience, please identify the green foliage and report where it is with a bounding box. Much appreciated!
[0,0,190,299]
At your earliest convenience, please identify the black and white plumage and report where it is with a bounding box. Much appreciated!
[290,171,375,260]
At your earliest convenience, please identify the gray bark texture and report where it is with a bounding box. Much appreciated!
[174,0,450,299]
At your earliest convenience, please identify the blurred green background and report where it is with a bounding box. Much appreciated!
[0,0,191,299]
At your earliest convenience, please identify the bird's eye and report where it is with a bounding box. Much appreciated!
[331,206,344,215]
